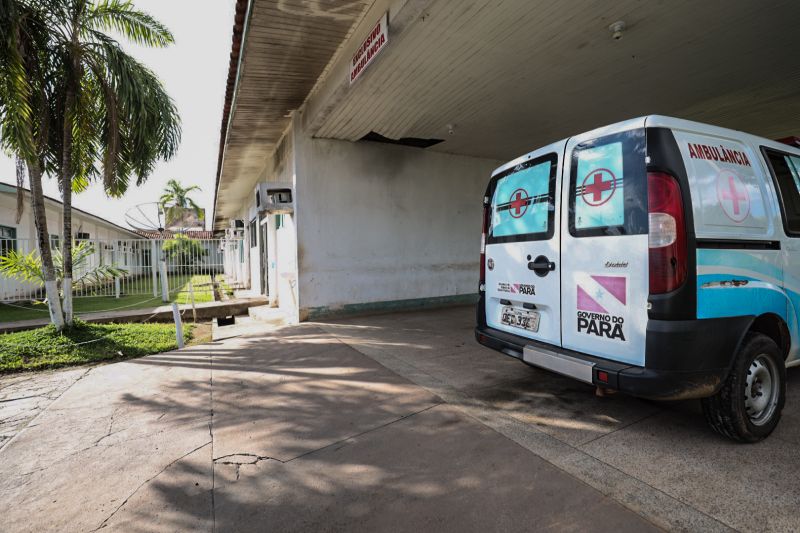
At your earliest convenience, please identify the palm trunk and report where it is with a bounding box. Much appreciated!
[60,28,81,327]
[61,174,73,325]
[61,83,75,326]
[29,160,64,330]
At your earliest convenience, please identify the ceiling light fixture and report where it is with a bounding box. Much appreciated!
[609,20,626,40]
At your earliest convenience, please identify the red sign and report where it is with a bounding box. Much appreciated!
[508,189,530,218]
[688,143,751,167]
[350,13,388,84]
[581,168,617,206]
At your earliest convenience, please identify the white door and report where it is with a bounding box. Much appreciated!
[485,142,566,347]
[559,127,650,366]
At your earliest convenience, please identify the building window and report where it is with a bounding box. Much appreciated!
[0,225,16,255]
[75,232,90,241]
[275,214,284,229]
[50,234,60,250]
[765,148,800,235]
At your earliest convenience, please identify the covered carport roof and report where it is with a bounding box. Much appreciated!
[216,0,800,229]
[309,0,800,158]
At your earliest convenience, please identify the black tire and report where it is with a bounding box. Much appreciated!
[701,332,786,443]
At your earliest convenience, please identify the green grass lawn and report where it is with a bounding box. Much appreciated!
[0,319,196,373]
[215,275,235,298]
[0,274,221,323]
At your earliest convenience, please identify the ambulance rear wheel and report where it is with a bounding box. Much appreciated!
[701,333,785,443]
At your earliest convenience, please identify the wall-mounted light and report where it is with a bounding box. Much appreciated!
[609,20,626,40]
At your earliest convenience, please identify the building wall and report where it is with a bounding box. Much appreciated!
[293,117,501,319]
[0,191,140,243]
[228,127,299,321]
[0,190,143,301]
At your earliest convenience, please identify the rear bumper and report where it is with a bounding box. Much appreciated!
[474,317,751,400]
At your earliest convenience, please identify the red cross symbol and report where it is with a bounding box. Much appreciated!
[508,189,529,218]
[581,169,617,206]
[717,171,749,222]
[721,176,746,215]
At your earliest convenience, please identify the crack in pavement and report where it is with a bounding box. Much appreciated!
[0,394,56,403]
[93,407,120,447]
[208,346,216,533]
[213,453,283,465]
[210,402,444,482]
[0,367,92,454]
[212,454,282,481]
[91,441,212,532]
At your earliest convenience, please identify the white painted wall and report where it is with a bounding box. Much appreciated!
[229,127,299,321]
[0,190,139,243]
[293,116,500,318]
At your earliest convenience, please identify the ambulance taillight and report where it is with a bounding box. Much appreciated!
[647,172,687,294]
[479,199,490,290]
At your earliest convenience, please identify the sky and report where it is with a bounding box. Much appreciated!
[0,0,237,230]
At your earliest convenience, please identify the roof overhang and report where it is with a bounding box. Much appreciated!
[213,0,372,230]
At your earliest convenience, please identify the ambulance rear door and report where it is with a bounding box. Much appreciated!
[559,124,649,366]
[484,141,567,348]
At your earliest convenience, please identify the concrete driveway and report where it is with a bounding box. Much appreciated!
[1,306,797,532]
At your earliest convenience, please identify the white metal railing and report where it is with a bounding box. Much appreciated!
[0,237,248,303]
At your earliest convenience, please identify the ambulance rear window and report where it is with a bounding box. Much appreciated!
[568,129,647,237]
[488,153,557,244]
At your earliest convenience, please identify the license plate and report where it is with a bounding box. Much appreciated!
[501,306,540,333]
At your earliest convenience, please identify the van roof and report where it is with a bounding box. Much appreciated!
[492,114,800,177]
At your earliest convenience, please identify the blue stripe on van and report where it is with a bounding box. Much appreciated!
[696,249,799,361]
[697,249,782,281]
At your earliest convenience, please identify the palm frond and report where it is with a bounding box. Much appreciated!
[87,0,174,48]
[0,248,44,285]
[73,264,128,289]
[84,31,180,195]
[0,0,37,160]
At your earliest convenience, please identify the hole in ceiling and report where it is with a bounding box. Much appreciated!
[359,131,444,149]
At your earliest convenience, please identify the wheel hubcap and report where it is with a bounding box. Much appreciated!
[744,355,779,426]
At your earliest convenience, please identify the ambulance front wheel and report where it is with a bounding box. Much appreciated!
[702,333,786,443]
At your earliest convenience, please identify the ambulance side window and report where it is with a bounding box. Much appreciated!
[488,153,557,244]
[764,148,800,236]
[568,129,647,237]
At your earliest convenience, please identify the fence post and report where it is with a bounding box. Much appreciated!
[114,277,121,299]
[189,279,197,323]
[171,302,184,349]
[151,240,159,298]
[160,260,169,302]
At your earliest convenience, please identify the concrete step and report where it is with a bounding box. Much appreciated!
[248,305,288,326]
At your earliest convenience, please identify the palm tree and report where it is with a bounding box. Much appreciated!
[159,179,202,226]
[46,0,181,325]
[0,0,65,328]
[0,240,128,291]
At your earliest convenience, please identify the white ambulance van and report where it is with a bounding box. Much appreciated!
[475,115,800,442]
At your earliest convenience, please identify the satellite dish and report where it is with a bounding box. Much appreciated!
[125,202,165,233]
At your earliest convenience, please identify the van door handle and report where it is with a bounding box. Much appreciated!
[528,256,556,276]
